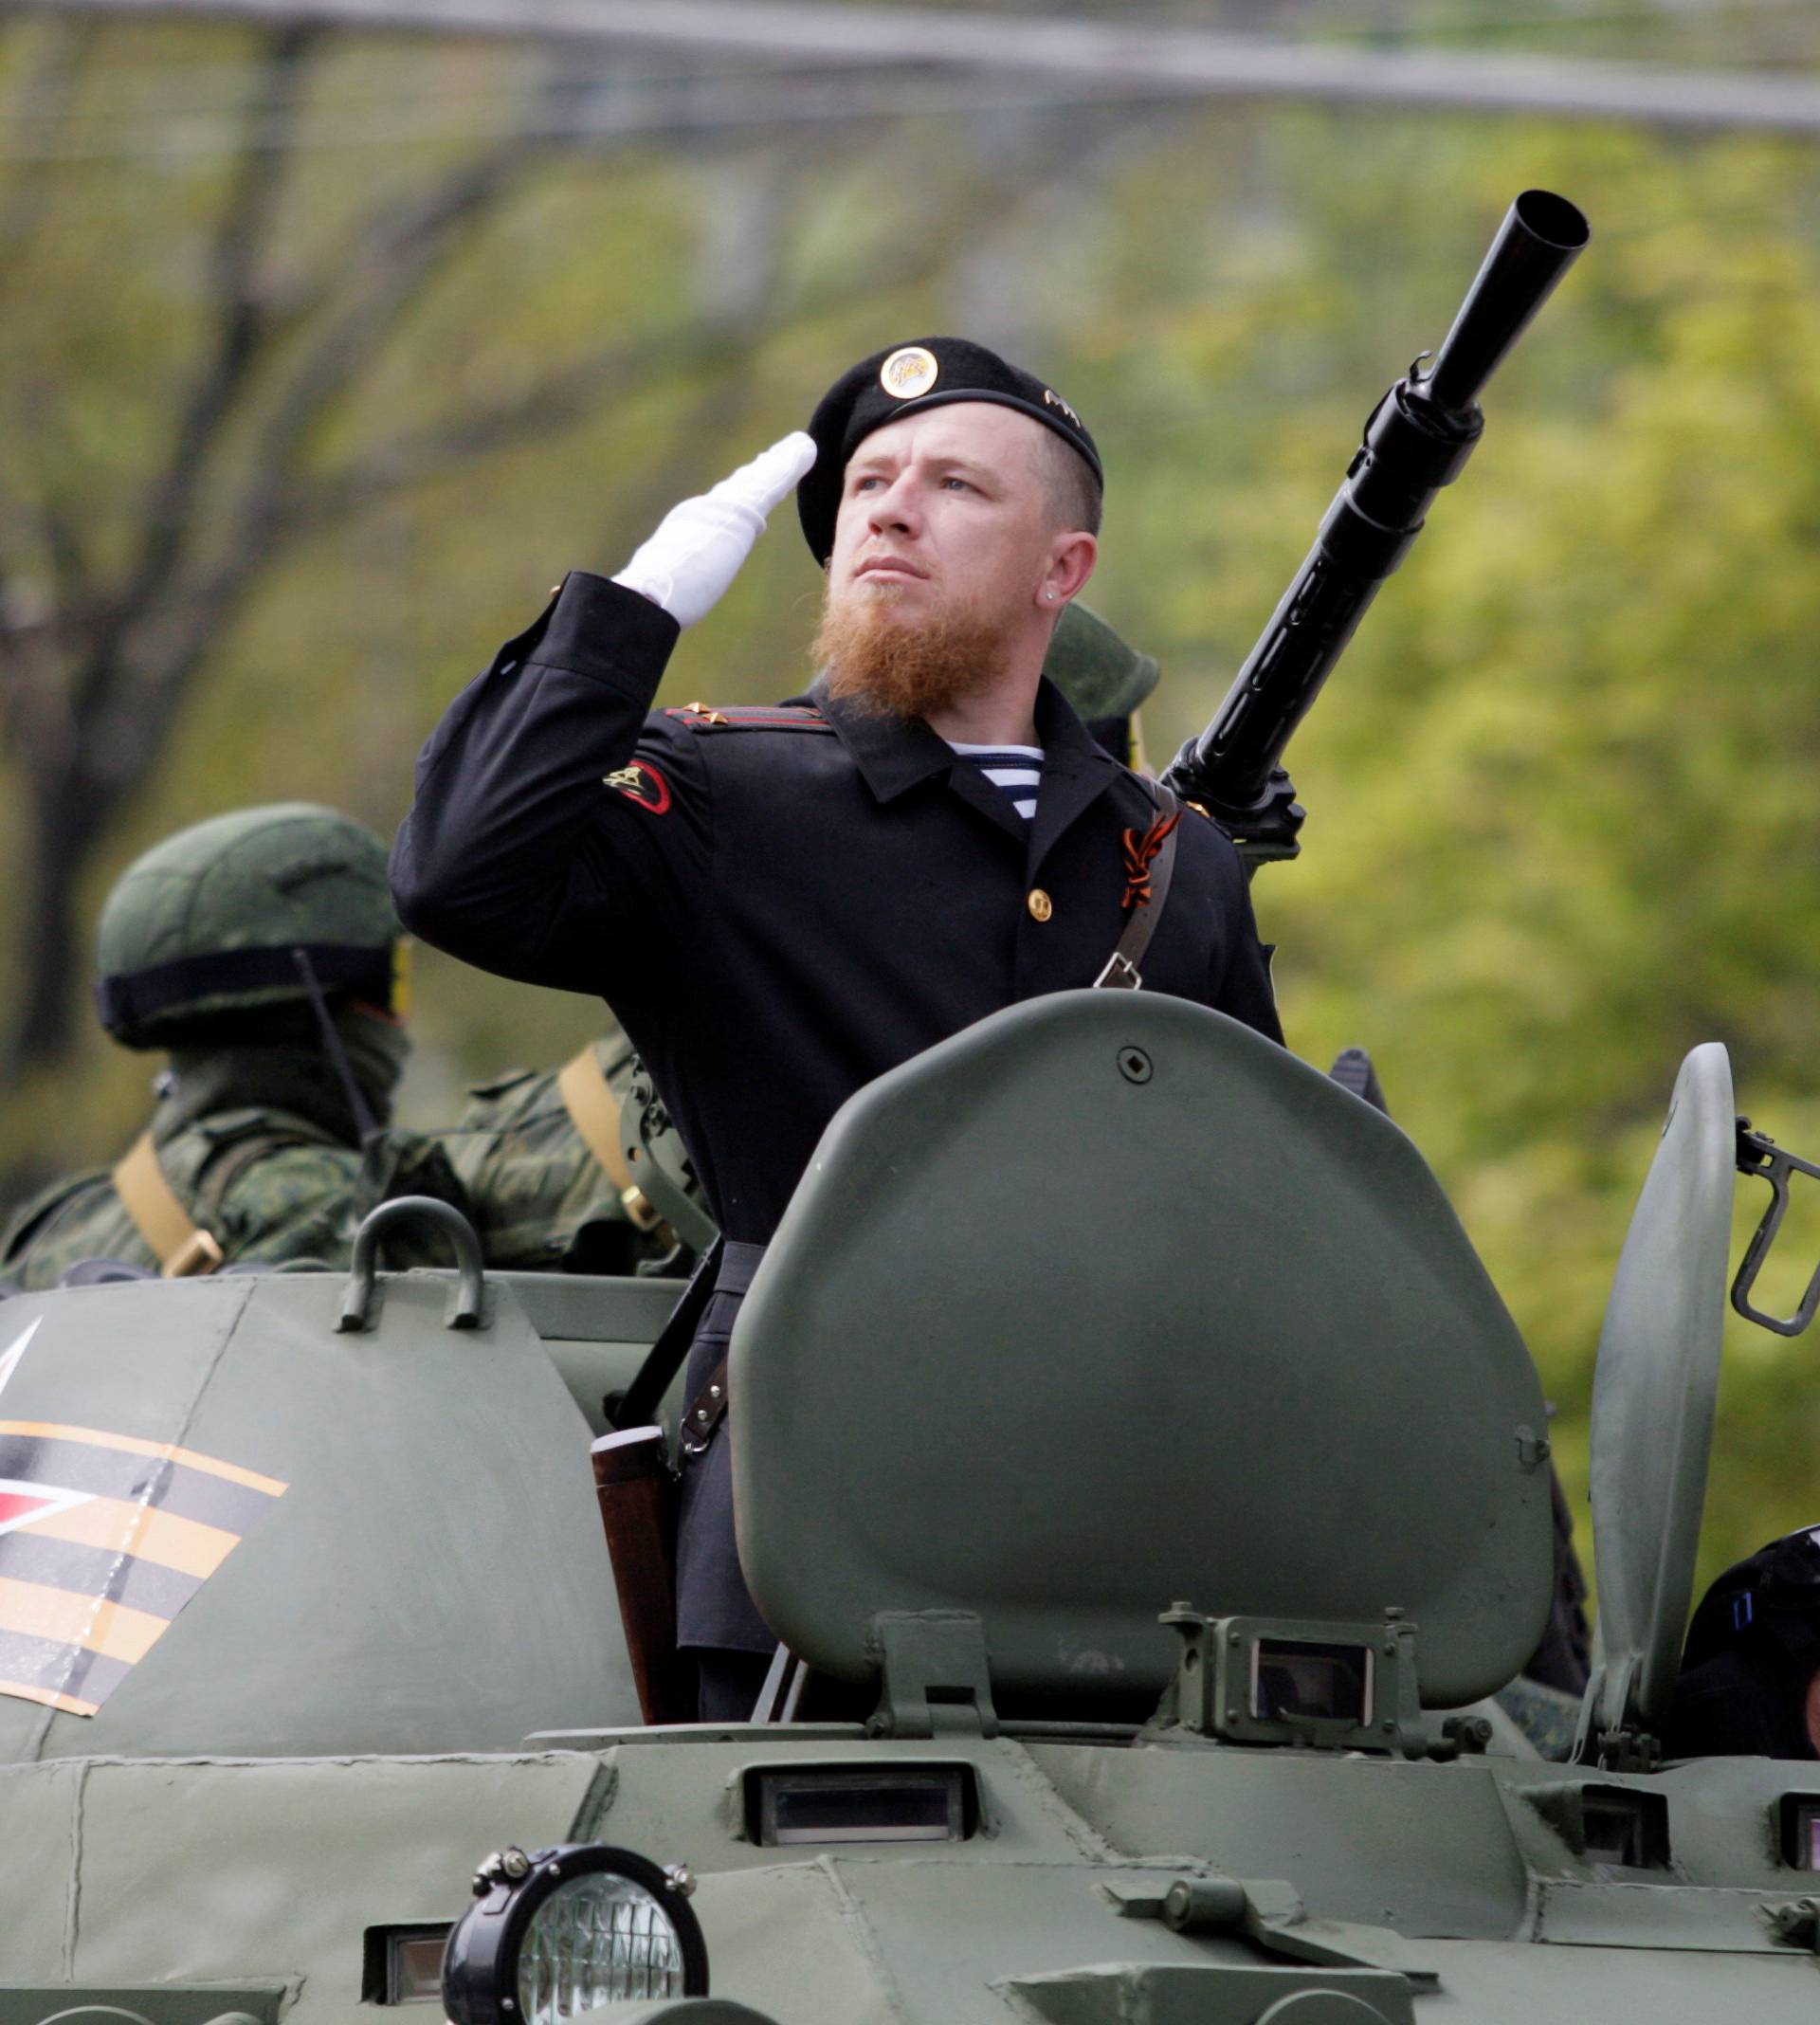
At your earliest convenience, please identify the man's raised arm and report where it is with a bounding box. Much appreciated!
[388,434,816,992]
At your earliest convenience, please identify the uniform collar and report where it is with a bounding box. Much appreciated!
[803,672,1120,812]
[1024,676,1126,873]
[153,1007,406,1148]
[803,674,959,803]
[155,1042,366,1148]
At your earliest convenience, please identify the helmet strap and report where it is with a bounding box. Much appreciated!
[291,947,378,1142]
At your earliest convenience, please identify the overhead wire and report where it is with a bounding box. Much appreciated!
[0,68,1190,162]
[4,0,1820,132]
[1284,0,1819,37]
[0,0,1817,186]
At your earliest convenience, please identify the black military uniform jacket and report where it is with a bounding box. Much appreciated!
[391,572,1283,1651]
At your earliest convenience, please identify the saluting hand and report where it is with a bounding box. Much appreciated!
[613,431,818,629]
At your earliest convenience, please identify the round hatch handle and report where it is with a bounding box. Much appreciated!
[337,1195,486,1334]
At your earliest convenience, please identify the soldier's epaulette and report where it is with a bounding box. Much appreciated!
[664,702,834,733]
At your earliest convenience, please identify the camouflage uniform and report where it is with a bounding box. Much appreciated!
[1496,1676,1583,1762]
[1,804,460,1291]
[442,601,1160,1278]
[443,1034,681,1275]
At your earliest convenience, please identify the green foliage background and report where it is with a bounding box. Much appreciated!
[6,15,1820,1610]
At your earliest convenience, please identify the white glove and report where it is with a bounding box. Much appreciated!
[613,431,817,629]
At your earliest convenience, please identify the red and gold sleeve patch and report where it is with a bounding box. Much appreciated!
[603,761,671,814]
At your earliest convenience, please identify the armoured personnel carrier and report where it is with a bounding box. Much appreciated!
[1,987,1816,2025]
[4,178,1807,2025]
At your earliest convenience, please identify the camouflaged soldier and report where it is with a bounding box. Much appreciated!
[442,1034,708,1276]
[442,601,1158,1279]
[1,804,460,1289]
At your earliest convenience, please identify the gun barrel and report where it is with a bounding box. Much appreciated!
[1424,190,1591,415]
[1163,190,1589,860]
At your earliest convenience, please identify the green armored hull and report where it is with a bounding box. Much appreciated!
[6,1729,1817,2023]
[0,993,1811,2025]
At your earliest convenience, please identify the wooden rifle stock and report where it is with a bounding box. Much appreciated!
[591,1426,692,1724]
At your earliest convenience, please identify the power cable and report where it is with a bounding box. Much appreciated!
[5,0,1820,135]
[0,68,1184,161]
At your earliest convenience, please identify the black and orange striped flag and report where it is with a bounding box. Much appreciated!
[0,1320,286,1717]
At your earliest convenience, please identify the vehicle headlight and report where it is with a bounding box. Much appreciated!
[443,1843,708,2025]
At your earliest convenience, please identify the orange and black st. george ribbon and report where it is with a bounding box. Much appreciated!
[1120,808,1184,912]
[0,1419,286,1718]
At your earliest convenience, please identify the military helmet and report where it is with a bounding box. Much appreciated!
[95,804,403,1049]
[1043,601,1160,723]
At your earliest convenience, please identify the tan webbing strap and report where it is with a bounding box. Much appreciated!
[557,1048,660,1231]
[111,1132,224,1279]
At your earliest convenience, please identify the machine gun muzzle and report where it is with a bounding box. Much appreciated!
[1164,190,1590,866]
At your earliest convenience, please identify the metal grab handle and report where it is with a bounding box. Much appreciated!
[1733,1121,1820,1338]
[337,1195,487,1334]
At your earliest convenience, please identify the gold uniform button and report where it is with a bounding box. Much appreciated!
[1028,888,1053,922]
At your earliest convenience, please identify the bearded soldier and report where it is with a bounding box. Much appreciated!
[392,338,1282,1716]
[3,805,459,1288]
[443,598,1162,1279]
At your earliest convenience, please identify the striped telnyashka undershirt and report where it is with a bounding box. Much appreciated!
[946,740,1044,820]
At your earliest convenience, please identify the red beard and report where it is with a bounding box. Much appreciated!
[814,581,1014,722]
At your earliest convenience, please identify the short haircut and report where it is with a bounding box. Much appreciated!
[1033,426,1103,536]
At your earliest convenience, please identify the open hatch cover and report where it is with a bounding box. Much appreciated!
[1590,1042,1732,1749]
[734,991,1555,1713]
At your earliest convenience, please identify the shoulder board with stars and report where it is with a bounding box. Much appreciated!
[664,702,834,733]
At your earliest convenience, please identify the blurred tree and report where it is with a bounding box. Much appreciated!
[0,15,1135,1196]
[1089,117,1820,1592]
[0,17,1120,1095]
[0,20,585,1073]
[7,9,1820,1595]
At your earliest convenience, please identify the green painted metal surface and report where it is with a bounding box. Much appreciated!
[0,1005,1812,2025]
[1589,1043,1733,1743]
[0,1271,641,1760]
[7,1731,1820,2022]
[733,992,1552,1706]
[494,1269,684,1436]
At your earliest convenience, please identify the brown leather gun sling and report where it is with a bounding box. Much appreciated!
[1095,781,1184,991]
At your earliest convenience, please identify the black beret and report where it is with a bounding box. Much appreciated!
[797,337,1101,565]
